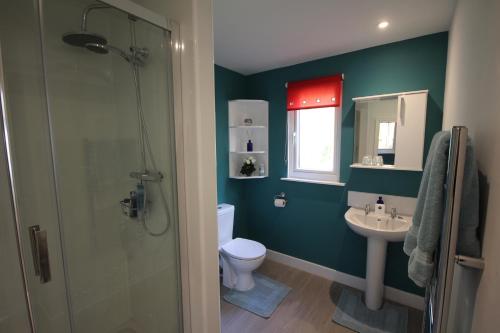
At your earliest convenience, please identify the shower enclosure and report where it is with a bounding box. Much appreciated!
[0,0,182,332]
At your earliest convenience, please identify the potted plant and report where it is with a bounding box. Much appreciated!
[240,156,256,176]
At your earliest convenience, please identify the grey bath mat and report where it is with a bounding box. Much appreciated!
[222,273,291,318]
[332,288,408,333]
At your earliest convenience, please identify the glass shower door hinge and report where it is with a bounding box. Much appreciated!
[129,170,163,182]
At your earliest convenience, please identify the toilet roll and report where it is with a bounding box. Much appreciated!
[274,198,286,208]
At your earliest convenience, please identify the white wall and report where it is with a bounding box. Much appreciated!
[131,0,219,332]
[442,0,500,331]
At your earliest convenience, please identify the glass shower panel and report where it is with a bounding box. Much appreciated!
[0,116,31,333]
[0,0,74,332]
[39,0,181,332]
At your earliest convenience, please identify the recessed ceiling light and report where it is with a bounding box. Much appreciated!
[378,21,389,29]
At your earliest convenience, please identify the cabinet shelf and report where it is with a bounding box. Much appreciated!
[230,151,266,154]
[229,125,267,129]
[350,163,422,172]
[229,176,268,179]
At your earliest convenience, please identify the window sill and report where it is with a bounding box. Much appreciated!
[280,177,346,187]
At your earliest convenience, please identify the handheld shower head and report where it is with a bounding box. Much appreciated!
[84,43,149,66]
[85,43,132,62]
[84,42,110,54]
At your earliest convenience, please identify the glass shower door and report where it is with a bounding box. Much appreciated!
[0,0,75,331]
[0,0,182,332]
[40,0,182,331]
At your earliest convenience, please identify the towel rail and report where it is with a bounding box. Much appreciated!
[422,126,486,333]
[424,126,467,333]
[454,255,484,270]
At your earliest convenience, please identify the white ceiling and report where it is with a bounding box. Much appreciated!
[214,0,456,75]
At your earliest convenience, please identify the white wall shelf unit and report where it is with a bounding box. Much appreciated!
[229,125,266,129]
[228,100,269,179]
[230,151,266,154]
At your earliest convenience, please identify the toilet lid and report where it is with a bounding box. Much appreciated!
[222,238,266,260]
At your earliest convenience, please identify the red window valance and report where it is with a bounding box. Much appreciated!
[286,74,343,111]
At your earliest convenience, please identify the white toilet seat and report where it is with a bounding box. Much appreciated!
[221,238,266,260]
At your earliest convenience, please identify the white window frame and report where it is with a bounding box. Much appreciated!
[287,107,341,183]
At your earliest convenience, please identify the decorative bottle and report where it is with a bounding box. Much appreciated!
[247,140,253,152]
[259,163,265,176]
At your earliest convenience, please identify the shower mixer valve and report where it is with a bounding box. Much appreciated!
[129,170,163,182]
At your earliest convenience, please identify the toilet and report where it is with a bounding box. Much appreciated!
[217,203,266,291]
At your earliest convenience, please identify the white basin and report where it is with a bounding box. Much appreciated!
[344,207,412,310]
[344,207,411,242]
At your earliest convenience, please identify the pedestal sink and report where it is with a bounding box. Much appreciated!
[344,207,412,310]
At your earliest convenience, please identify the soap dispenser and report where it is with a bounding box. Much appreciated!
[375,196,385,215]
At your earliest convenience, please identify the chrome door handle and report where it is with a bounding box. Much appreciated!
[29,225,51,283]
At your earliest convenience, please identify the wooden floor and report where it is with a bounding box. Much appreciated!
[221,260,423,333]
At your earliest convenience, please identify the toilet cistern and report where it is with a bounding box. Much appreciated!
[217,204,267,291]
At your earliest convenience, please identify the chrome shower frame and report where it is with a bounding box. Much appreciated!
[80,4,110,31]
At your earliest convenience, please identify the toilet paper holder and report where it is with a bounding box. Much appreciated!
[274,192,287,207]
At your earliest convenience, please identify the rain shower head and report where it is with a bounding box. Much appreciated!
[62,31,108,48]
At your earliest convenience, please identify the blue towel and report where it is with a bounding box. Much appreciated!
[404,131,481,287]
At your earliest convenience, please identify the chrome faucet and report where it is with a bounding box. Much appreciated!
[365,204,370,215]
[391,207,397,219]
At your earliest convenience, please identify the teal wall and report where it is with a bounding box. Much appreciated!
[215,32,449,295]
[215,65,249,237]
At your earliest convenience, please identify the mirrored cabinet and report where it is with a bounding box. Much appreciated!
[352,90,428,171]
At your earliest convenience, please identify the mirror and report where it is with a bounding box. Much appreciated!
[354,98,398,165]
[352,91,428,171]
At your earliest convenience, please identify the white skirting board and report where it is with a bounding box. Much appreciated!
[266,249,424,310]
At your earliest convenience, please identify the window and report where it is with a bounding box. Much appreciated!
[285,74,343,184]
[377,121,396,154]
[287,107,341,182]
